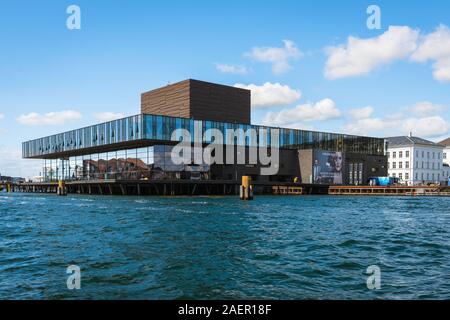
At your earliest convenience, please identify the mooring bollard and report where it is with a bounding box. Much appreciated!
[57,180,67,196]
[240,176,254,200]
[7,183,11,193]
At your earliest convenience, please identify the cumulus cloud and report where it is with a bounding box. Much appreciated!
[246,40,302,75]
[411,24,450,82]
[262,98,341,127]
[343,117,397,136]
[342,104,449,138]
[93,112,125,122]
[215,63,248,75]
[325,26,419,79]
[0,147,41,179]
[410,101,446,115]
[234,82,301,109]
[403,116,450,138]
[349,106,374,119]
[17,110,82,126]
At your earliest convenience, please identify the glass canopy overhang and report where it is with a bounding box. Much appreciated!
[22,113,386,159]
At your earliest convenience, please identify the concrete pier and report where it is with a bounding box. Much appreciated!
[13,180,309,196]
[329,185,450,196]
[9,181,450,197]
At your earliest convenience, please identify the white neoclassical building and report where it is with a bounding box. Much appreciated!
[439,138,450,185]
[386,135,449,185]
[439,138,450,166]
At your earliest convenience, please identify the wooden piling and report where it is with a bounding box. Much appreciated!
[240,176,253,200]
[57,180,67,196]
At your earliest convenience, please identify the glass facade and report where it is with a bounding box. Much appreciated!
[40,145,210,182]
[23,115,143,158]
[41,147,151,182]
[23,113,385,159]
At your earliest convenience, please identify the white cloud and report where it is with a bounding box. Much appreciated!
[343,117,397,136]
[17,110,82,126]
[402,116,450,138]
[410,101,446,115]
[215,63,248,75]
[246,40,302,74]
[411,24,450,82]
[342,106,450,138]
[234,82,301,109]
[325,26,419,79]
[0,147,41,180]
[262,98,341,127]
[349,106,374,119]
[93,112,125,122]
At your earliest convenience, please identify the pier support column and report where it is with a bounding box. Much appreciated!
[7,183,11,193]
[240,176,253,200]
[119,184,126,196]
[57,180,67,196]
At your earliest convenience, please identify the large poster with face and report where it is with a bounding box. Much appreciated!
[313,150,344,185]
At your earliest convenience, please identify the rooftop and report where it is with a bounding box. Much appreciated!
[387,136,445,148]
[438,137,450,147]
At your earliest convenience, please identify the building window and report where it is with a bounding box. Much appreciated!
[399,173,403,180]
[416,150,419,158]
[415,173,418,180]
[393,162,396,169]
[444,153,447,159]
[406,150,410,158]
[427,152,430,158]
[405,173,409,180]
[406,161,410,169]
[422,151,425,158]
[399,151,403,158]
[387,162,390,169]
[387,152,390,158]
[399,162,403,169]
[393,151,397,158]
[392,173,396,178]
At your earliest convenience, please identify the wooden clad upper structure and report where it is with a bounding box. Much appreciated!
[141,79,251,124]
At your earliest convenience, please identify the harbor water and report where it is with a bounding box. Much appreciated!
[0,193,449,299]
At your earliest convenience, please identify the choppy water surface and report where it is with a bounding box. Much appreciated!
[0,193,449,299]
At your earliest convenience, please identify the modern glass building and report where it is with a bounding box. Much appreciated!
[22,80,387,184]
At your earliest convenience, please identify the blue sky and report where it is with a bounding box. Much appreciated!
[1,0,450,177]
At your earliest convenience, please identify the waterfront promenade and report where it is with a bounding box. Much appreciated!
[3,180,450,197]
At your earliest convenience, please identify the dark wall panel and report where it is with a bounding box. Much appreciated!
[141,79,251,124]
